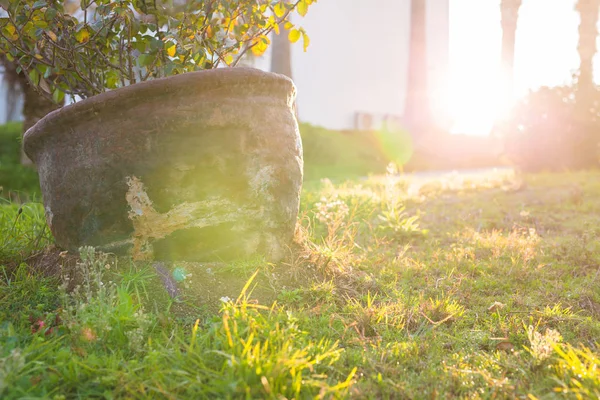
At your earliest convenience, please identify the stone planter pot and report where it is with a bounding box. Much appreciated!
[24,68,303,262]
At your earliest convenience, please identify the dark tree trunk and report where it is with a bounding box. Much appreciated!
[1,56,62,166]
[18,72,62,166]
[404,0,429,136]
[574,0,600,168]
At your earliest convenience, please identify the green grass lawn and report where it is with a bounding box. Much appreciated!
[1,168,600,398]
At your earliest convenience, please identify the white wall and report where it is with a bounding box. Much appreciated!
[290,0,411,130]
[0,72,23,124]
[426,0,450,127]
[257,0,450,131]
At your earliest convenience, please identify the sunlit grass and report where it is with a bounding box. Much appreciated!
[0,200,52,262]
[1,168,600,397]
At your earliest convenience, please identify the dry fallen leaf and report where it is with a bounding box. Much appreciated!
[488,301,506,313]
[496,341,514,352]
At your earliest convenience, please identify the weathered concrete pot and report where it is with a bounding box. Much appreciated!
[24,68,303,262]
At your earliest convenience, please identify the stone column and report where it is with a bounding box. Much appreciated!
[404,0,429,136]
[270,18,297,118]
[500,0,522,102]
[576,0,600,98]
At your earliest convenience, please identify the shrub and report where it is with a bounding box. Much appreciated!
[0,122,21,165]
[0,123,40,198]
[0,0,315,101]
[300,123,390,182]
[503,85,600,171]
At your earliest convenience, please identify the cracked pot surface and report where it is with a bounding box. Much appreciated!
[24,68,303,262]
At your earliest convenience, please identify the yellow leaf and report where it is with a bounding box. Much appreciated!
[4,23,18,40]
[5,23,15,35]
[288,29,301,43]
[47,31,57,42]
[297,0,308,17]
[251,36,269,57]
[302,31,310,51]
[268,16,279,35]
[274,2,285,18]
[222,18,234,33]
[166,44,176,57]
[75,28,90,43]
[284,21,293,30]
[223,54,234,65]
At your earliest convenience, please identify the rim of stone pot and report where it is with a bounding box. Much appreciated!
[24,67,296,161]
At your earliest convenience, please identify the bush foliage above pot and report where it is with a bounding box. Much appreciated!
[0,0,314,102]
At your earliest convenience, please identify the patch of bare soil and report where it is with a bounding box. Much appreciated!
[25,246,80,278]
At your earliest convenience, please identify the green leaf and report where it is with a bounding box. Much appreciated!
[133,40,147,53]
[90,20,104,32]
[29,69,40,85]
[149,38,163,51]
[163,62,176,76]
[32,0,47,10]
[52,88,65,104]
[138,54,154,67]
[106,71,119,88]
[45,7,57,21]
[34,28,46,39]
